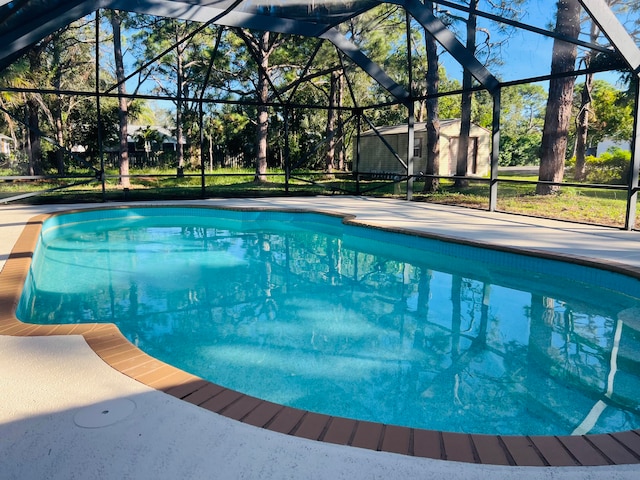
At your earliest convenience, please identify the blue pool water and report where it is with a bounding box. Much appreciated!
[17,207,640,435]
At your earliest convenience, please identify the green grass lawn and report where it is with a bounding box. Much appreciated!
[1,168,635,229]
[410,176,632,228]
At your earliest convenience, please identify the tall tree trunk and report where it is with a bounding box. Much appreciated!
[455,0,478,189]
[573,72,593,181]
[52,39,65,175]
[27,51,43,175]
[325,70,340,175]
[537,0,581,195]
[111,11,130,188]
[417,268,432,321]
[53,110,64,174]
[416,98,427,123]
[208,133,214,170]
[255,31,270,183]
[423,1,440,193]
[337,73,345,171]
[573,18,601,182]
[26,98,42,175]
[0,98,18,149]
[176,26,185,176]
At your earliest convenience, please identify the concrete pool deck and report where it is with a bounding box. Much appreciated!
[2,196,640,479]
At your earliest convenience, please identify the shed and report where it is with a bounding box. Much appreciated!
[356,120,491,177]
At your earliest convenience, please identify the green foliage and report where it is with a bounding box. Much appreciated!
[207,108,252,159]
[583,148,631,185]
[498,84,546,166]
[571,79,634,149]
[67,96,121,162]
[499,131,542,166]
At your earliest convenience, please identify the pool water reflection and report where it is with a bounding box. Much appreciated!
[18,207,640,435]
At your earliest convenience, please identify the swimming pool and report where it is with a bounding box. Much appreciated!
[17,206,640,436]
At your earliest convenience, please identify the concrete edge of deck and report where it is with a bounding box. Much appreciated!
[2,202,640,468]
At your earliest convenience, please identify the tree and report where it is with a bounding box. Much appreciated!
[234,29,285,182]
[0,15,99,175]
[317,4,406,172]
[572,0,640,180]
[324,69,342,174]
[0,61,32,170]
[455,0,527,186]
[572,79,634,152]
[537,0,581,195]
[130,17,221,174]
[423,0,441,193]
[49,33,68,175]
[25,37,53,175]
[109,10,130,188]
[572,20,598,182]
[499,84,546,166]
[454,0,479,188]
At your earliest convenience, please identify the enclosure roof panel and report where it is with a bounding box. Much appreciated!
[0,0,383,76]
[0,0,638,85]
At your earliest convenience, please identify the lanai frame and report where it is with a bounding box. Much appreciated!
[0,0,638,229]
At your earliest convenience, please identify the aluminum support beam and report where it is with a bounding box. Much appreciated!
[109,0,410,104]
[108,0,326,36]
[400,0,499,92]
[577,1,640,229]
[0,0,97,70]
[433,0,613,55]
[579,0,640,73]
[320,28,411,104]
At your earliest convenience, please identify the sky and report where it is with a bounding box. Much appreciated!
[437,0,633,89]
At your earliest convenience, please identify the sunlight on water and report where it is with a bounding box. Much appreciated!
[18,207,640,435]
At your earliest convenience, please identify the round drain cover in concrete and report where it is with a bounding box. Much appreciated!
[74,398,136,428]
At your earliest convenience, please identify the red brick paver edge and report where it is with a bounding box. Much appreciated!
[2,207,640,467]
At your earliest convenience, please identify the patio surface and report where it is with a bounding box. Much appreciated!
[2,196,640,479]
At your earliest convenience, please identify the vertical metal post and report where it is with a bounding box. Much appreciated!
[489,87,501,212]
[406,10,415,201]
[625,76,640,230]
[95,10,105,201]
[282,106,291,193]
[406,105,415,201]
[199,100,206,198]
[355,109,362,196]
[284,107,290,193]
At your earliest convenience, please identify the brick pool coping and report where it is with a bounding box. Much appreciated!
[2,206,640,467]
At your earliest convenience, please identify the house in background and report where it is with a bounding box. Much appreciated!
[0,133,13,156]
[596,137,631,157]
[127,125,179,153]
[356,120,491,177]
[103,125,182,168]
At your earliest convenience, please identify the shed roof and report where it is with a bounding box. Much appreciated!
[361,120,490,137]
